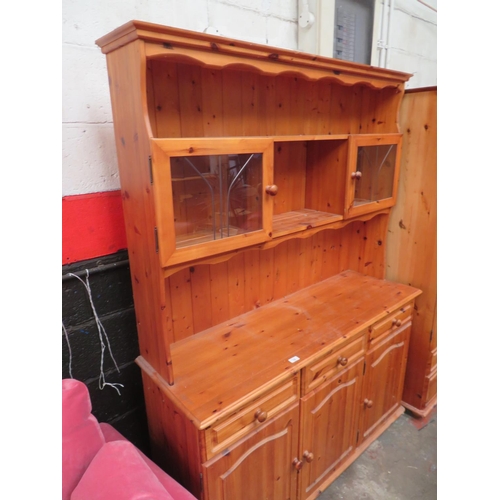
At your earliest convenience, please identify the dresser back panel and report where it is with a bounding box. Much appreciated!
[166,215,388,343]
[146,60,401,139]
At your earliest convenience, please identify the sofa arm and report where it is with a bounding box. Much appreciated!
[100,423,197,500]
[62,379,105,500]
[71,440,175,500]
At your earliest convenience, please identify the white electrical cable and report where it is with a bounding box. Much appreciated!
[62,321,73,379]
[66,270,124,395]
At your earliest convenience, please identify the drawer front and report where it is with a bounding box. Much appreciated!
[302,333,365,394]
[429,348,437,372]
[369,302,413,344]
[205,376,299,459]
[424,369,437,403]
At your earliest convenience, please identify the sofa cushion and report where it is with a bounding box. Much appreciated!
[70,440,175,500]
[62,379,105,500]
[100,423,197,500]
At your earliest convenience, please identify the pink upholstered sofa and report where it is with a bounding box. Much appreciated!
[62,378,196,500]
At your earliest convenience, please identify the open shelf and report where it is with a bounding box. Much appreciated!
[272,137,347,238]
[175,226,241,248]
[271,134,349,142]
[272,209,343,238]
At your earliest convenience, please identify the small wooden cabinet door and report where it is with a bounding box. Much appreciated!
[359,324,410,444]
[298,359,364,500]
[151,137,274,268]
[202,403,300,500]
[344,134,402,219]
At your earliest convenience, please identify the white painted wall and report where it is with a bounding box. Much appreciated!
[62,0,436,197]
[375,0,437,88]
[298,0,437,89]
[62,0,298,196]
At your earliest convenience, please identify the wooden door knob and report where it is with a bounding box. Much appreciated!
[364,399,373,408]
[351,171,362,179]
[392,318,402,327]
[254,409,268,423]
[303,450,314,463]
[292,458,303,471]
[337,356,348,366]
[265,184,279,196]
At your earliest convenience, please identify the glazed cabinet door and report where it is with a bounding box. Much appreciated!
[298,359,363,500]
[151,137,274,268]
[202,403,300,500]
[359,324,410,444]
[344,134,402,219]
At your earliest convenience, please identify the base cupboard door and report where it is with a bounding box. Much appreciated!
[298,359,363,500]
[202,403,300,500]
[359,324,410,443]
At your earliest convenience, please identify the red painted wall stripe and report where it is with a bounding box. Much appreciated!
[62,191,127,265]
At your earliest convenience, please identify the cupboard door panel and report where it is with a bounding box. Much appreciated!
[298,359,363,500]
[151,137,274,267]
[345,134,402,219]
[359,324,410,443]
[203,403,299,500]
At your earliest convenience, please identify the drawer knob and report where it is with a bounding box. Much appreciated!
[392,318,402,327]
[254,409,268,423]
[337,356,348,366]
[265,184,279,196]
[303,450,314,463]
[351,171,362,179]
[364,399,373,408]
[292,458,303,471]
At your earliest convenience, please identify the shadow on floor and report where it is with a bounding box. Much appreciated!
[319,408,437,500]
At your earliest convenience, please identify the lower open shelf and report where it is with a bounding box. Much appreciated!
[272,209,343,238]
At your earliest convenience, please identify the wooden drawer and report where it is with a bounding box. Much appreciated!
[424,369,437,403]
[302,333,365,394]
[429,348,437,372]
[368,302,413,344]
[204,376,299,459]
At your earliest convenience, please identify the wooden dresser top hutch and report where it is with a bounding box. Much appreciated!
[97,21,421,500]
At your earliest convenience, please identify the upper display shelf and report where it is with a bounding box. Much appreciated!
[96,20,412,90]
[95,21,409,275]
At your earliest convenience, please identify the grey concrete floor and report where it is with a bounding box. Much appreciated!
[319,408,437,500]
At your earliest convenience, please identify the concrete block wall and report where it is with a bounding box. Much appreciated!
[62,250,149,453]
[62,0,298,197]
[297,0,437,90]
[383,0,437,89]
